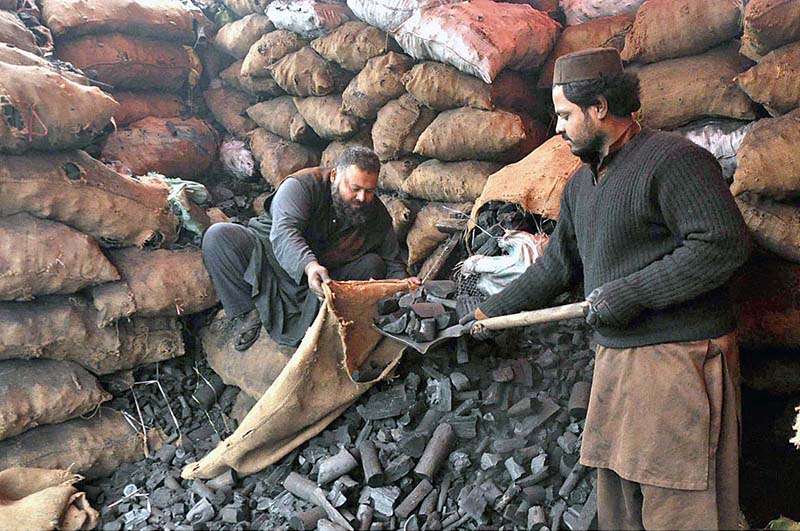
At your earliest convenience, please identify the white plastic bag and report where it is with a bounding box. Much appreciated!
[267,0,353,39]
[346,0,459,32]
[560,0,645,26]
[461,230,548,296]
[220,137,256,181]
[677,119,756,181]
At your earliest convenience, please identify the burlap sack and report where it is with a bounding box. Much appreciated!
[0,359,111,441]
[620,0,743,64]
[0,296,184,375]
[320,125,373,167]
[0,150,178,248]
[241,30,306,78]
[311,20,397,72]
[414,107,526,162]
[346,0,460,33]
[230,392,257,425]
[112,91,186,127]
[407,202,471,266]
[560,0,643,25]
[0,408,162,480]
[219,60,245,90]
[731,110,800,199]
[214,14,274,60]
[400,160,501,203]
[249,128,321,187]
[0,0,17,10]
[471,135,581,224]
[204,86,257,139]
[268,46,352,97]
[736,195,800,264]
[181,279,411,479]
[402,61,493,111]
[736,42,800,117]
[740,0,800,60]
[378,157,421,193]
[0,63,117,155]
[224,0,267,17]
[293,95,359,140]
[266,0,354,40]
[221,60,282,98]
[101,117,218,180]
[0,42,87,85]
[40,0,200,43]
[632,42,756,130]
[91,248,217,326]
[341,52,414,120]
[372,94,437,161]
[0,214,119,302]
[0,10,38,54]
[538,15,633,88]
[247,96,316,143]
[0,468,99,531]
[55,33,190,92]
[380,195,414,240]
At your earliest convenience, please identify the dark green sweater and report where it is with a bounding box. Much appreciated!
[479,128,751,348]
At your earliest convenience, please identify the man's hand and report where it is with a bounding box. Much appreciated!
[458,308,493,341]
[585,284,640,328]
[305,261,331,300]
[406,276,422,287]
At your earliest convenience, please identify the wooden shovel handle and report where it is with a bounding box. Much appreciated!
[473,301,590,333]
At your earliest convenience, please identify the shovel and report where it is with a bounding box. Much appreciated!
[376,301,590,354]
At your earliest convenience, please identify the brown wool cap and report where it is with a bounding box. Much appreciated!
[553,47,624,85]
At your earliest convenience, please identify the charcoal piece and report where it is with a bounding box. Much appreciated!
[417,318,437,342]
[383,455,414,484]
[437,475,451,514]
[558,463,586,499]
[376,297,400,315]
[318,448,359,485]
[550,499,567,531]
[471,230,490,251]
[356,504,373,531]
[410,302,446,319]
[424,280,456,298]
[398,292,418,309]
[449,372,470,391]
[478,480,503,505]
[435,310,457,330]
[369,486,401,517]
[414,423,454,480]
[480,453,502,470]
[456,336,469,365]
[455,294,481,321]
[557,431,579,455]
[187,498,214,524]
[574,483,598,531]
[351,367,384,383]
[207,470,237,492]
[425,294,457,310]
[535,349,559,369]
[492,437,526,454]
[379,312,408,335]
[418,487,438,517]
[512,359,535,386]
[359,441,384,487]
[405,312,419,336]
[448,414,477,439]
[508,397,535,417]
[523,485,546,505]
[454,390,480,402]
[414,409,442,435]
[528,505,547,531]
[395,479,433,519]
[398,432,428,459]
[357,386,410,421]
[475,236,499,256]
[448,451,471,475]
[458,487,488,523]
[482,383,503,405]
[514,399,561,438]
[492,366,515,383]
[493,484,520,513]
[568,381,591,419]
[505,457,525,481]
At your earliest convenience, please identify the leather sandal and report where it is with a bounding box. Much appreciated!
[234,310,262,351]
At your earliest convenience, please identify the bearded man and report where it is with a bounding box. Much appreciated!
[203,146,415,350]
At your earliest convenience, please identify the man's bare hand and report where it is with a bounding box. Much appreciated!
[406,276,422,287]
[305,261,331,300]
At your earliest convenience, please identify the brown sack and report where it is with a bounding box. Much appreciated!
[372,94,437,161]
[241,30,306,78]
[0,214,119,302]
[620,0,743,64]
[249,128,321,187]
[91,248,218,326]
[0,150,178,248]
[0,408,161,480]
[402,61,493,111]
[0,359,111,441]
[101,117,218,179]
[214,15,274,59]
[112,91,186,127]
[247,96,316,144]
[182,279,412,479]
[0,468,99,531]
[632,42,756,130]
[0,42,87,85]
[0,10,38,55]
[407,202,471,266]
[0,297,184,375]
[55,33,190,92]
[379,157,421,193]
[293,95,360,140]
[736,42,800,117]
[731,109,800,199]
[402,160,501,203]
[380,195,415,240]
[0,63,117,155]
[414,107,526,162]
[539,15,633,88]
[736,195,800,263]
[220,60,282,97]
[320,126,373,168]
[741,0,800,60]
[224,0,268,17]
[342,51,414,120]
[310,20,397,72]
[204,86,257,138]
[268,46,352,97]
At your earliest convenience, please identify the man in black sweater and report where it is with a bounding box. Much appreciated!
[465,49,750,530]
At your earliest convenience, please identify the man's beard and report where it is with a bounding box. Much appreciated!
[563,128,607,165]
[331,183,370,227]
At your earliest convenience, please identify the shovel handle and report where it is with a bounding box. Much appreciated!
[472,301,590,334]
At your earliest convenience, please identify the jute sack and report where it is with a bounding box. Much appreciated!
[214,15,274,59]
[341,51,414,120]
[620,0,743,64]
[538,15,633,88]
[0,63,117,155]
[407,202,471,266]
[345,0,460,32]
[0,214,119,302]
[55,33,190,92]
[224,0,267,17]
[268,46,352,97]
[631,42,756,130]
[380,195,414,240]
[91,248,217,326]
[0,296,185,375]
[241,30,306,78]
[378,157,421,193]
[0,10,38,54]
[0,42,88,85]
[230,392,257,425]
[101,117,218,180]
[0,150,178,248]
[731,109,800,199]
[393,0,560,83]
[112,91,186,127]
[401,160,502,203]
[267,0,354,40]
[0,0,17,10]
[736,42,800,117]
[247,96,316,144]
[0,359,111,441]
[310,20,397,72]
[740,0,800,60]
[736,195,800,264]
[0,408,162,480]
[372,94,437,161]
[414,107,526,162]
[249,128,321,187]
[560,0,643,25]
[402,61,494,111]
[0,468,99,531]
[220,60,283,97]
[293,95,359,140]
[181,279,412,479]
[320,125,373,168]
[204,86,257,139]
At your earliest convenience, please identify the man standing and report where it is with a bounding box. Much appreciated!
[203,146,414,350]
[464,49,750,530]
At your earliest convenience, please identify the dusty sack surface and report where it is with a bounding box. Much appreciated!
[320,126,373,168]
[736,195,800,263]
[407,202,471,266]
[402,61,494,111]
[342,51,414,120]
[214,14,274,59]
[268,46,352,97]
[736,42,800,117]
[204,86,257,138]
[246,96,316,143]
[0,10,39,55]
[310,20,396,72]
[0,42,87,85]
[112,91,186,127]
[249,128,321,187]
[372,94,437,161]
[293,95,360,140]
[402,160,501,203]
[380,195,415,240]
[378,157,421,193]
[224,0,267,17]
[741,0,800,60]
[241,30,306,78]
